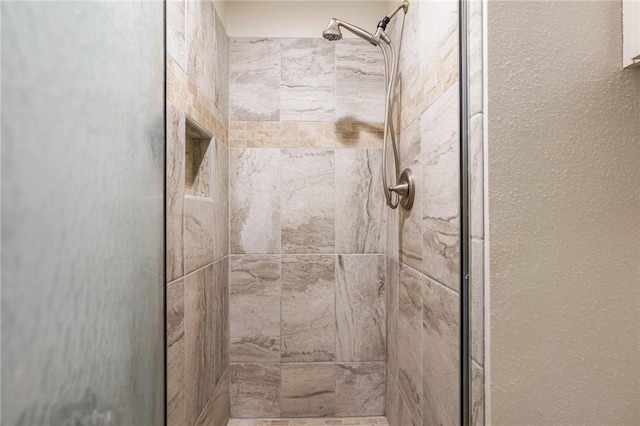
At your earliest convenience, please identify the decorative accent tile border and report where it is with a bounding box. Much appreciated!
[167,55,228,145]
[400,31,459,131]
[228,417,388,426]
[230,121,384,149]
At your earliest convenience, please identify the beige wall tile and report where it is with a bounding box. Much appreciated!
[230,364,281,418]
[335,363,385,416]
[471,239,484,365]
[470,113,484,239]
[230,38,281,121]
[472,361,485,426]
[335,150,385,254]
[167,103,185,281]
[385,257,399,380]
[281,364,336,417]
[281,255,335,362]
[167,280,185,426]
[230,255,281,363]
[214,257,229,386]
[167,0,186,70]
[422,278,460,426]
[184,198,216,274]
[397,265,423,425]
[230,148,281,254]
[336,255,386,362]
[397,118,422,271]
[280,149,335,254]
[187,0,215,101]
[185,264,215,425]
[213,140,229,260]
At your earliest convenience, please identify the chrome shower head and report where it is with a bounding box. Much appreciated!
[322,18,342,41]
[322,18,376,45]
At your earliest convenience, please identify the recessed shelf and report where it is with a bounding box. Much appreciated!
[185,118,213,198]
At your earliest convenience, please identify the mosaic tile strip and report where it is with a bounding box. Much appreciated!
[229,121,383,149]
[399,31,458,132]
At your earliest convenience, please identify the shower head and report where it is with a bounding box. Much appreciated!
[322,2,408,46]
[322,18,343,41]
[322,18,376,45]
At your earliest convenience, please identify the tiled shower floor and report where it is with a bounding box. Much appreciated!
[227,417,388,426]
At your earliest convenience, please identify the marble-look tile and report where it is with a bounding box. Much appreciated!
[212,372,230,426]
[397,265,423,424]
[281,255,335,362]
[336,255,385,362]
[229,418,388,426]
[385,373,416,426]
[280,38,335,122]
[422,216,460,290]
[422,277,460,426]
[335,40,385,124]
[385,372,401,426]
[230,255,281,363]
[384,115,400,259]
[230,148,281,254]
[167,280,185,426]
[214,11,229,120]
[398,118,422,271]
[187,0,215,100]
[281,149,335,253]
[213,257,229,386]
[421,85,460,290]
[230,38,281,121]
[398,0,420,93]
[419,0,458,72]
[230,364,281,418]
[470,113,484,238]
[386,257,399,379]
[213,139,229,260]
[281,363,336,417]
[197,369,230,426]
[469,0,483,117]
[471,361,485,426]
[185,264,215,425]
[386,202,399,260]
[471,238,484,364]
[335,149,385,254]
[167,0,186,71]
[167,102,185,281]
[336,363,385,416]
[184,197,215,273]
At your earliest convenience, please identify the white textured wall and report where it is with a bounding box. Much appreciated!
[487,1,640,424]
[225,1,392,38]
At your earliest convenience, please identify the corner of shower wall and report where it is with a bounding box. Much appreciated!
[166,1,231,425]
[383,0,486,425]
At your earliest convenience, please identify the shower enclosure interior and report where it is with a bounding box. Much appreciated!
[166,0,484,424]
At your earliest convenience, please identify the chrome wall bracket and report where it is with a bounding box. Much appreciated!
[388,168,415,210]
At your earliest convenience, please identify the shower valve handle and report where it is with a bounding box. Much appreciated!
[388,182,409,197]
[387,169,415,210]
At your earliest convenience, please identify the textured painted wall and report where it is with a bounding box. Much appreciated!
[224,1,391,38]
[1,2,165,424]
[165,1,231,425]
[488,2,640,424]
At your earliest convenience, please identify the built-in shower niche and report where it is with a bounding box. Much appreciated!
[185,118,213,198]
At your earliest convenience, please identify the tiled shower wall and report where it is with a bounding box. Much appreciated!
[227,37,388,419]
[384,1,485,425]
[166,1,231,425]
